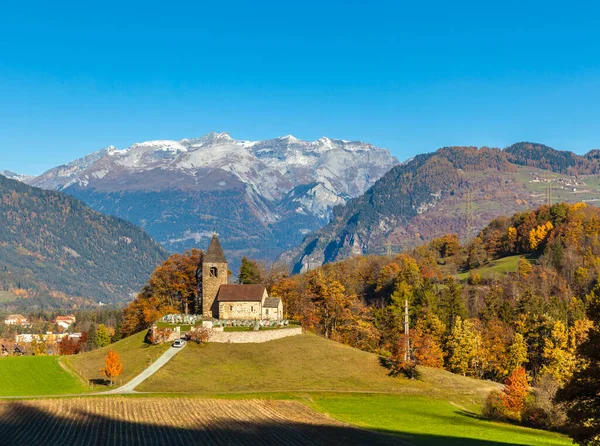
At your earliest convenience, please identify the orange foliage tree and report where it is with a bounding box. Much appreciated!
[122,249,202,336]
[102,350,123,386]
[501,367,530,418]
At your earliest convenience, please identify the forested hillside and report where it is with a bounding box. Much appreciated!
[269,202,600,432]
[286,142,600,272]
[0,175,168,309]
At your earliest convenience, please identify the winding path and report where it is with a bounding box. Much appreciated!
[103,344,186,394]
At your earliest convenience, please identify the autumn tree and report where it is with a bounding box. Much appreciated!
[446,316,483,377]
[122,250,202,336]
[102,350,123,386]
[412,313,445,368]
[556,293,600,445]
[501,367,530,421]
[541,320,576,384]
[506,332,528,373]
[95,324,111,348]
[306,270,356,340]
[58,336,81,355]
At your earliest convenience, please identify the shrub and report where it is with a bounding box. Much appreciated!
[188,328,210,344]
[483,390,510,420]
[390,359,419,379]
[522,374,567,431]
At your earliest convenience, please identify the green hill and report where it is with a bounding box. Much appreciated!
[137,333,495,402]
[131,332,567,445]
[0,175,168,308]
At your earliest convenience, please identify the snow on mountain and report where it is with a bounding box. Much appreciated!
[0,171,34,183]
[29,132,397,221]
[26,132,398,265]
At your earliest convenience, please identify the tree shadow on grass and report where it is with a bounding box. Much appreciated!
[0,401,550,446]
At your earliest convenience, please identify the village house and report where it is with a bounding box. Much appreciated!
[199,234,283,321]
[14,331,81,344]
[4,314,30,327]
[54,314,76,330]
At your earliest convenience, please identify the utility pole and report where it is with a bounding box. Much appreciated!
[404,299,410,362]
[386,241,393,258]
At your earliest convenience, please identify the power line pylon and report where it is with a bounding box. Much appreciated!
[464,187,474,244]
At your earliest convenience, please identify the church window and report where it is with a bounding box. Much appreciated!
[229,305,233,311]
[251,306,254,312]
[209,267,218,278]
[266,309,269,315]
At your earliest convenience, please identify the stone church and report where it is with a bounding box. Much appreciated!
[198,234,283,321]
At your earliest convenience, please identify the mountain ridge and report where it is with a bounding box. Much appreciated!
[284,142,600,272]
[0,174,168,309]
[24,132,399,268]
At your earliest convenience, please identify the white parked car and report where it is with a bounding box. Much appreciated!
[172,339,185,348]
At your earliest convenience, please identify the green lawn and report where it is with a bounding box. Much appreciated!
[456,255,530,281]
[0,356,87,396]
[64,330,169,388]
[312,394,571,446]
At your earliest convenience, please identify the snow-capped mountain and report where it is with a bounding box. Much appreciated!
[27,132,398,267]
[1,170,34,183]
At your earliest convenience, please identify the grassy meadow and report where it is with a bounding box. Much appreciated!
[311,394,571,446]
[64,330,170,387]
[0,356,87,396]
[0,330,574,444]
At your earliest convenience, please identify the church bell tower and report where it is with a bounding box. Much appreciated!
[200,233,228,318]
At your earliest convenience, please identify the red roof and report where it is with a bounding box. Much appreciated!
[217,284,266,302]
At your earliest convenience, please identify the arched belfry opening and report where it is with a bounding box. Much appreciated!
[209,267,218,278]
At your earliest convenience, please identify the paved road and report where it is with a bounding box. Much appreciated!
[103,343,186,394]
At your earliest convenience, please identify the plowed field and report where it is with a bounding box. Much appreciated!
[0,397,400,445]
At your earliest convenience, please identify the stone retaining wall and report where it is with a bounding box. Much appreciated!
[208,327,302,344]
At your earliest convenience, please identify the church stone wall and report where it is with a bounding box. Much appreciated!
[219,301,262,320]
[208,327,302,344]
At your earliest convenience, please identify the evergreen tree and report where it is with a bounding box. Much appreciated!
[238,257,264,284]
[440,277,467,329]
[86,324,97,351]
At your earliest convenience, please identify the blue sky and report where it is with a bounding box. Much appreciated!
[1,0,599,174]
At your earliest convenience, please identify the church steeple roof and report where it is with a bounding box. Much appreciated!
[205,233,227,263]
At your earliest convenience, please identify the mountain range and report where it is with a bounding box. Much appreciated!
[0,175,168,309]
[284,142,600,272]
[23,132,398,269]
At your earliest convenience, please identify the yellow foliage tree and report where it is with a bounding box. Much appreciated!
[541,320,576,384]
[518,258,533,278]
[506,332,528,373]
[446,317,483,377]
[529,221,554,250]
[508,227,517,244]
